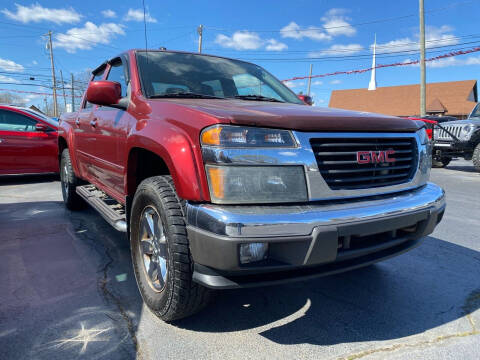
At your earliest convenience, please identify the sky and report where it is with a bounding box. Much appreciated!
[0,0,479,108]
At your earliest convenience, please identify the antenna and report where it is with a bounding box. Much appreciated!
[142,0,149,61]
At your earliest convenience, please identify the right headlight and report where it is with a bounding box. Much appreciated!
[205,165,307,204]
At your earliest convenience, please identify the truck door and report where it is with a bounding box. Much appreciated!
[89,58,131,198]
[74,68,106,182]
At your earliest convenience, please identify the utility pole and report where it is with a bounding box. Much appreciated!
[46,30,58,118]
[60,70,67,111]
[197,25,203,53]
[71,73,75,112]
[307,64,313,96]
[419,0,426,117]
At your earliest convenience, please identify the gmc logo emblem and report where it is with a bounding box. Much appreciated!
[357,150,396,164]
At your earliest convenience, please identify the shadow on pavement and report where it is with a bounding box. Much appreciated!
[0,174,59,185]
[444,164,477,173]
[176,236,480,346]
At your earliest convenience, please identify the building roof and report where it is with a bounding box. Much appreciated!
[329,80,478,117]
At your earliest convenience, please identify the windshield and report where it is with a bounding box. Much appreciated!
[136,51,303,104]
[470,104,480,118]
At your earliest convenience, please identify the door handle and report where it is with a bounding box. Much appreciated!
[75,119,80,126]
[90,119,97,127]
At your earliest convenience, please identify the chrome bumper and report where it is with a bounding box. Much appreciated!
[186,183,445,238]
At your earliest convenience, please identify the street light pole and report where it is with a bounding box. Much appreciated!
[46,30,58,118]
[419,0,426,117]
[197,25,203,53]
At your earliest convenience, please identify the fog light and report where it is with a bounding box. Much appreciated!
[239,243,268,264]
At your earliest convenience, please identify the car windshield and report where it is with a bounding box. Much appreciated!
[136,51,304,104]
[18,108,58,127]
[470,104,480,118]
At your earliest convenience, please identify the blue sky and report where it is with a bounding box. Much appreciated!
[0,0,479,107]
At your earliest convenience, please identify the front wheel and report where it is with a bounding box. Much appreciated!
[130,176,212,321]
[472,143,480,172]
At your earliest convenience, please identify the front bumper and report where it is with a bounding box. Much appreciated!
[186,183,446,289]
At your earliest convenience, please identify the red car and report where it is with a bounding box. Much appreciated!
[0,105,58,175]
[407,117,438,140]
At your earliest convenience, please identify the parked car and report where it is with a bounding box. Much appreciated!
[432,103,480,170]
[0,105,58,175]
[406,117,438,140]
[58,50,445,321]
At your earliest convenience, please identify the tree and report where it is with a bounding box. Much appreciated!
[0,92,27,107]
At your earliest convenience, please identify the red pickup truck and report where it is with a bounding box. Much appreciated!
[58,50,446,321]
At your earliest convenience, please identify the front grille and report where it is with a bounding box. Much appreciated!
[310,137,418,190]
[436,125,461,140]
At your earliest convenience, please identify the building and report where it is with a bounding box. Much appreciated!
[329,80,478,119]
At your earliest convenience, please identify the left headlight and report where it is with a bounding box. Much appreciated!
[201,125,296,148]
[417,127,429,145]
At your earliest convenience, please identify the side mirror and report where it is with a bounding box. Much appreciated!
[86,80,122,107]
[298,94,313,106]
[35,123,49,132]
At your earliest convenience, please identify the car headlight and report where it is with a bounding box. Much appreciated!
[205,165,307,204]
[417,127,429,145]
[201,125,296,147]
[462,125,473,136]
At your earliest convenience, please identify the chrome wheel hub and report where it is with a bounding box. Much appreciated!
[139,206,168,292]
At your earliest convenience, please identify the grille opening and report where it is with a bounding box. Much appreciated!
[338,224,420,252]
[310,137,418,190]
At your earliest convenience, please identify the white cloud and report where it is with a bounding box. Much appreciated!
[1,3,81,24]
[0,58,24,72]
[284,81,305,88]
[321,8,356,37]
[0,74,21,83]
[101,9,116,18]
[309,43,363,57]
[124,8,157,23]
[280,8,355,42]
[376,25,458,53]
[32,60,38,65]
[427,55,480,68]
[54,22,125,53]
[280,21,331,41]
[215,31,263,50]
[313,80,323,86]
[265,39,288,51]
[330,79,342,84]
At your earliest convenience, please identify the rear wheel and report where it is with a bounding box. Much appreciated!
[130,176,212,321]
[60,149,84,210]
[472,143,480,172]
[432,157,451,168]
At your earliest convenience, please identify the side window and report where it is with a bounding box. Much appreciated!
[106,62,127,97]
[84,69,105,109]
[0,110,37,132]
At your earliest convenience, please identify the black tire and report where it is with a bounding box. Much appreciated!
[473,143,480,172]
[60,149,85,210]
[130,176,212,322]
[432,157,451,168]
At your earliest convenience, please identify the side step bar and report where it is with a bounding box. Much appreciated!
[76,185,127,232]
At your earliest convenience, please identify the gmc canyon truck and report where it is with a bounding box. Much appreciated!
[58,50,446,321]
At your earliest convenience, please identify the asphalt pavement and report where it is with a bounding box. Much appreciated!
[0,160,479,360]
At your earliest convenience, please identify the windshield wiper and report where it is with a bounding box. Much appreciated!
[232,94,284,103]
[149,92,225,99]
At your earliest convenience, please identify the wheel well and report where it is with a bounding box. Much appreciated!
[127,148,170,196]
[58,137,68,158]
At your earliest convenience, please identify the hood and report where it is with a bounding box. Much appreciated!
[152,99,420,132]
[444,118,480,126]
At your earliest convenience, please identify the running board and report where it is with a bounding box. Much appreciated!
[76,185,127,232]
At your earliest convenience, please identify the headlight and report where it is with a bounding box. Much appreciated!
[205,165,307,204]
[462,125,473,135]
[416,127,429,145]
[201,125,296,148]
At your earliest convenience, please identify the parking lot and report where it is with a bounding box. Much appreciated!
[0,160,478,360]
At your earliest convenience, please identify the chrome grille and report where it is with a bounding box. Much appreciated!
[436,125,461,140]
[310,137,418,190]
